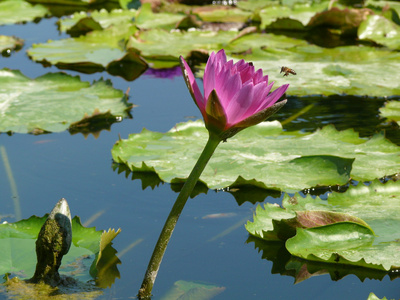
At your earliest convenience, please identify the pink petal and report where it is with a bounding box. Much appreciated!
[239,64,256,84]
[215,69,242,109]
[203,56,217,101]
[242,81,270,117]
[223,60,234,76]
[250,81,275,112]
[261,74,269,83]
[225,83,254,125]
[260,84,289,110]
[215,49,227,65]
[253,69,265,85]
[234,59,246,71]
[180,56,205,111]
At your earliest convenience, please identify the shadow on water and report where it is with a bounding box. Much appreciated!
[276,95,400,146]
[246,236,400,284]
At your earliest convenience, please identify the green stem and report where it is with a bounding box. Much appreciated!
[138,133,221,299]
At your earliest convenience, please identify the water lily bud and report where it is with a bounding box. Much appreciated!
[30,198,72,286]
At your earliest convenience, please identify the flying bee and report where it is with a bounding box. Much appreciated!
[280,66,296,77]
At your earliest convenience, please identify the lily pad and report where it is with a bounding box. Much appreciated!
[0,215,121,283]
[236,0,273,12]
[127,28,239,68]
[135,3,186,30]
[27,24,145,75]
[247,179,400,271]
[0,69,132,134]
[367,293,388,300]
[259,2,329,30]
[0,0,48,25]
[379,100,400,126]
[366,0,400,19]
[358,15,400,50]
[193,5,252,23]
[27,0,106,5]
[111,120,400,192]
[222,38,400,96]
[0,36,24,56]
[57,9,138,35]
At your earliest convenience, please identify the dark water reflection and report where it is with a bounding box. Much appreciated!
[275,95,400,146]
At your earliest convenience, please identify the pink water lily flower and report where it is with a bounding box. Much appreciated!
[180,49,289,141]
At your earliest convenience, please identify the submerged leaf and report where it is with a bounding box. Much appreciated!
[161,280,225,300]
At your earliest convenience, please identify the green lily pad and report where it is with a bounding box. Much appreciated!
[286,223,381,269]
[27,24,143,74]
[222,38,400,96]
[136,3,186,30]
[0,215,120,283]
[111,120,400,192]
[27,0,105,5]
[366,0,400,19]
[236,0,273,11]
[127,28,239,68]
[0,36,24,55]
[0,69,132,134]
[58,9,138,35]
[379,100,400,126]
[0,0,48,25]
[193,5,252,23]
[367,293,388,300]
[358,15,400,50]
[259,2,328,29]
[247,179,400,271]
[225,32,309,53]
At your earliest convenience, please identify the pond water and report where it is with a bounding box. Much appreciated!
[1,17,399,300]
